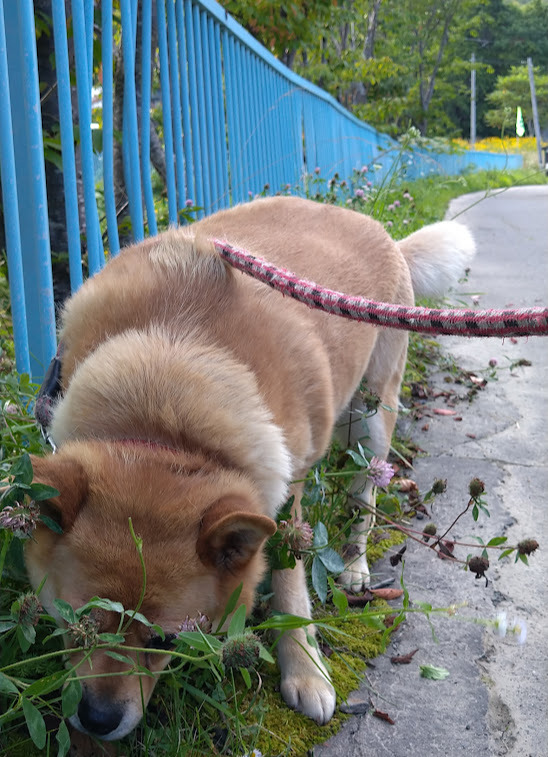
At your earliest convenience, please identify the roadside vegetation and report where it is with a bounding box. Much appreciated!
[0,152,544,756]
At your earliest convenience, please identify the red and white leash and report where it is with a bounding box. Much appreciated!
[214,239,548,338]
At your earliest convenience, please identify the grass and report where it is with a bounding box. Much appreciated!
[0,158,545,756]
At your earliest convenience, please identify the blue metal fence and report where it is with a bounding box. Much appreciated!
[0,0,523,380]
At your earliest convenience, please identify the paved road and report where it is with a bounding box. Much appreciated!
[316,186,548,757]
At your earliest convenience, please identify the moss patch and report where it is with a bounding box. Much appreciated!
[247,530,406,756]
[367,526,406,564]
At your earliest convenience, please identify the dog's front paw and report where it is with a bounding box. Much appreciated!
[339,549,371,593]
[280,670,336,725]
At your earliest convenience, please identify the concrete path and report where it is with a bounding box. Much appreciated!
[316,186,548,757]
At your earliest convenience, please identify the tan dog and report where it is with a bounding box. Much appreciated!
[25,197,475,739]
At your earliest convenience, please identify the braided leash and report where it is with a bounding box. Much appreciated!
[214,240,548,338]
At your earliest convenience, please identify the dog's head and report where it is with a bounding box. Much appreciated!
[25,442,276,740]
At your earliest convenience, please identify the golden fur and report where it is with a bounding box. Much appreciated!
[25,196,475,739]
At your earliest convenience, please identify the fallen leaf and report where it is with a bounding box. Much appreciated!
[419,664,450,680]
[394,479,418,493]
[421,423,429,431]
[370,588,404,601]
[437,540,456,560]
[390,545,407,566]
[373,708,395,725]
[343,589,375,606]
[391,648,419,665]
[433,408,457,416]
[466,433,476,439]
[319,642,333,658]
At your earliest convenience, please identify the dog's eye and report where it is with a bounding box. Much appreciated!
[146,633,177,651]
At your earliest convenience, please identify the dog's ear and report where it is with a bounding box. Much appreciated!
[29,455,88,532]
[196,496,277,571]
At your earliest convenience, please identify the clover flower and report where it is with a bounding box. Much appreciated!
[278,517,314,552]
[179,612,212,634]
[468,555,489,580]
[422,523,437,542]
[185,198,193,207]
[355,188,365,198]
[15,592,43,627]
[517,539,539,556]
[0,502,40,539]
[221,632,261,671]
[367,457,395,488]
[314,166,320,174]
[469,478,485,498]
[67,614,100,648]
[432,479,447,494]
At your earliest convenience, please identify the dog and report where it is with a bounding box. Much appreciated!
[25,196,475,739]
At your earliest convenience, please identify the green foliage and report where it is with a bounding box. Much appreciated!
[485,65,548,133]
[219,0,548,138]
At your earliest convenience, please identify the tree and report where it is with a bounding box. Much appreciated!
[485,65,548,134]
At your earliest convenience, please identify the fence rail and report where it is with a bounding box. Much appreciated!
[0,0,522,379]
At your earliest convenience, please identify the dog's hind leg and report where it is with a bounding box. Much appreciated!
[336,329,408,592]
[272,482,336,725]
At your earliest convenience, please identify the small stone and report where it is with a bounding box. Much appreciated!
[340,693,369,715]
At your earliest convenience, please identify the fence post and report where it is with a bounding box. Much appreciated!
[3,0,56,380]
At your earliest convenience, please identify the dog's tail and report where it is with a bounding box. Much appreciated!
[398,221,476,299]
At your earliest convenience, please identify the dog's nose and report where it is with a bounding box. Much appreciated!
[77,695,124,736]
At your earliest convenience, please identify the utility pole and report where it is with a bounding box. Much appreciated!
[470,53,476,148]
[527,57,542,168]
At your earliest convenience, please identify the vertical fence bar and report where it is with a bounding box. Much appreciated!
[256,61,269,190]
[51,0,83,291]
[140,0,157,236]
[247,52,261,192]
[239,46,254,194]
[201,14,218,211]
[84,0,94,89]
[156,0,177,225]
[231,41,245,197]
[4,0,56,377]
[184,0,204,216]
[120,0,144,240]
[101,0,120,254]
[72,0,103,275]
[212,22,229,209]
[0,0,30,374]
[175,0,195,206]
[193,5,211,215]
[207,17,221,209]
[166,0,186,213]
[224,33,243,204]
